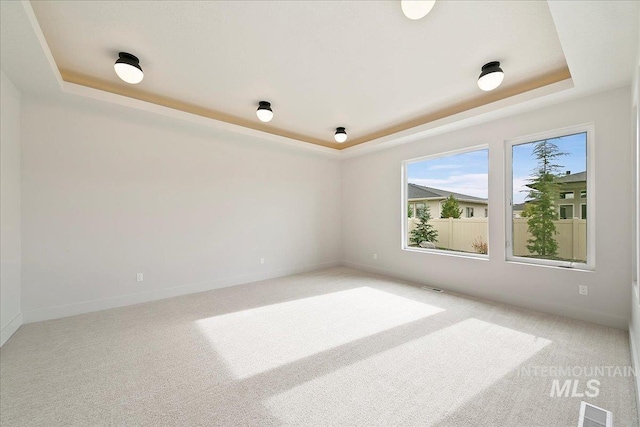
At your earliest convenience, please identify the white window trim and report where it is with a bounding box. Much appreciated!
[401,144,489,260]
[634,75,640,297]
[580,203,587,220]
[558,203,574,219]
[504,123,595,271]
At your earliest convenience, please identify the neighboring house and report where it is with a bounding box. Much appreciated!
[513,202,528,218]
[519,171,587,219]
[408,183,488,219]
[555,171,587,219]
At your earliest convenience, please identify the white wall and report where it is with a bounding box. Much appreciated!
[1,71,22,346]
[11,81,637,332]
[20,94,341,322]
[342,86,633,329]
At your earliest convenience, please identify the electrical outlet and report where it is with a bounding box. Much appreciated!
[373,253,378,260]
[579,285,588,295]
[260,258,265,265]
[137,273,143,282]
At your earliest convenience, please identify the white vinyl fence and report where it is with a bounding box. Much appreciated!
[407,217,587,261]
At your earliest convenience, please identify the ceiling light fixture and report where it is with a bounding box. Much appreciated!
[334,127,348,143]
[477,61,504,91]
[401,0,436,20]
[114,52,144,84]
[256,101,274,122]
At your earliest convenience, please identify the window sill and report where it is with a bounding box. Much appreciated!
[403,246,489,261]
[506,257,594,272]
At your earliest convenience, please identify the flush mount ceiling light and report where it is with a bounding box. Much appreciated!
[114,52,144,84]
[256,101,274,122]
[334,127,348,143]
[477,61,504,91]
[401,0,436,20]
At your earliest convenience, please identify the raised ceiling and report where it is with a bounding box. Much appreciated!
[30,1,570,150]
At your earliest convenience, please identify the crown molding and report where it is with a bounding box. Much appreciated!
[21,0,576,159]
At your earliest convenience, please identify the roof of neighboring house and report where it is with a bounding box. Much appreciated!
[407,183,488,203]
[513,202,528,210]
[525,171,586,189]
[556,171,586,183]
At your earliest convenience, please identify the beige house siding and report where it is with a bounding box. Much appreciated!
[514,181,587,219]
[408,199,488,219]
[555,182,587,219]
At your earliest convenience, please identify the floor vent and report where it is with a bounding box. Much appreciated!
[421,286,443,293]
[578,401,612,427]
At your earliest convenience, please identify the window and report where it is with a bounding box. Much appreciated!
[403,147,489,256]
[560,191,575,199]
[506,125,593,269]
[485,208,488,217]
[559,204,574,219]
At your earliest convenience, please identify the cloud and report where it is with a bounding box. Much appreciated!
[409,173,488,199]
[429,164,462,170]
[512,175,534,203]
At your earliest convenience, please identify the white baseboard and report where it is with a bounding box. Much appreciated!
[1,312,23,347]
[341,260,628,330]
[23,260,341,324]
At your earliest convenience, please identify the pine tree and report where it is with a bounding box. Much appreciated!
[520,202,535,218]
[440,195,462,218]
[410,205,438,245]
[525,139,566,257]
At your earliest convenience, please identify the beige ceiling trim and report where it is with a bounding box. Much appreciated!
[339,66,572,149]
[59,70,342,150]
[60,67,571,151]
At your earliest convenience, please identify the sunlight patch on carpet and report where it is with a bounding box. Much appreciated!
[264,318,552,425]
[196,287,444,378]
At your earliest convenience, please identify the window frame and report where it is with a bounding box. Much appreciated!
[504,123,595,270]
[558,204,574,220]
[401,144,489,260]
[634,77,639,299]
[559,191,575,200]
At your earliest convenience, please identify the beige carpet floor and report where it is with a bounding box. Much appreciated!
[0,267,637,426]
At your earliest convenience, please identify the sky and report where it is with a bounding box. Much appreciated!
[406,132,586,203]
[512,132,586,204]
[407,149,489,199]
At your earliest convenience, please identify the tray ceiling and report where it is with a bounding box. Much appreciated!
[30,0,570,150]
